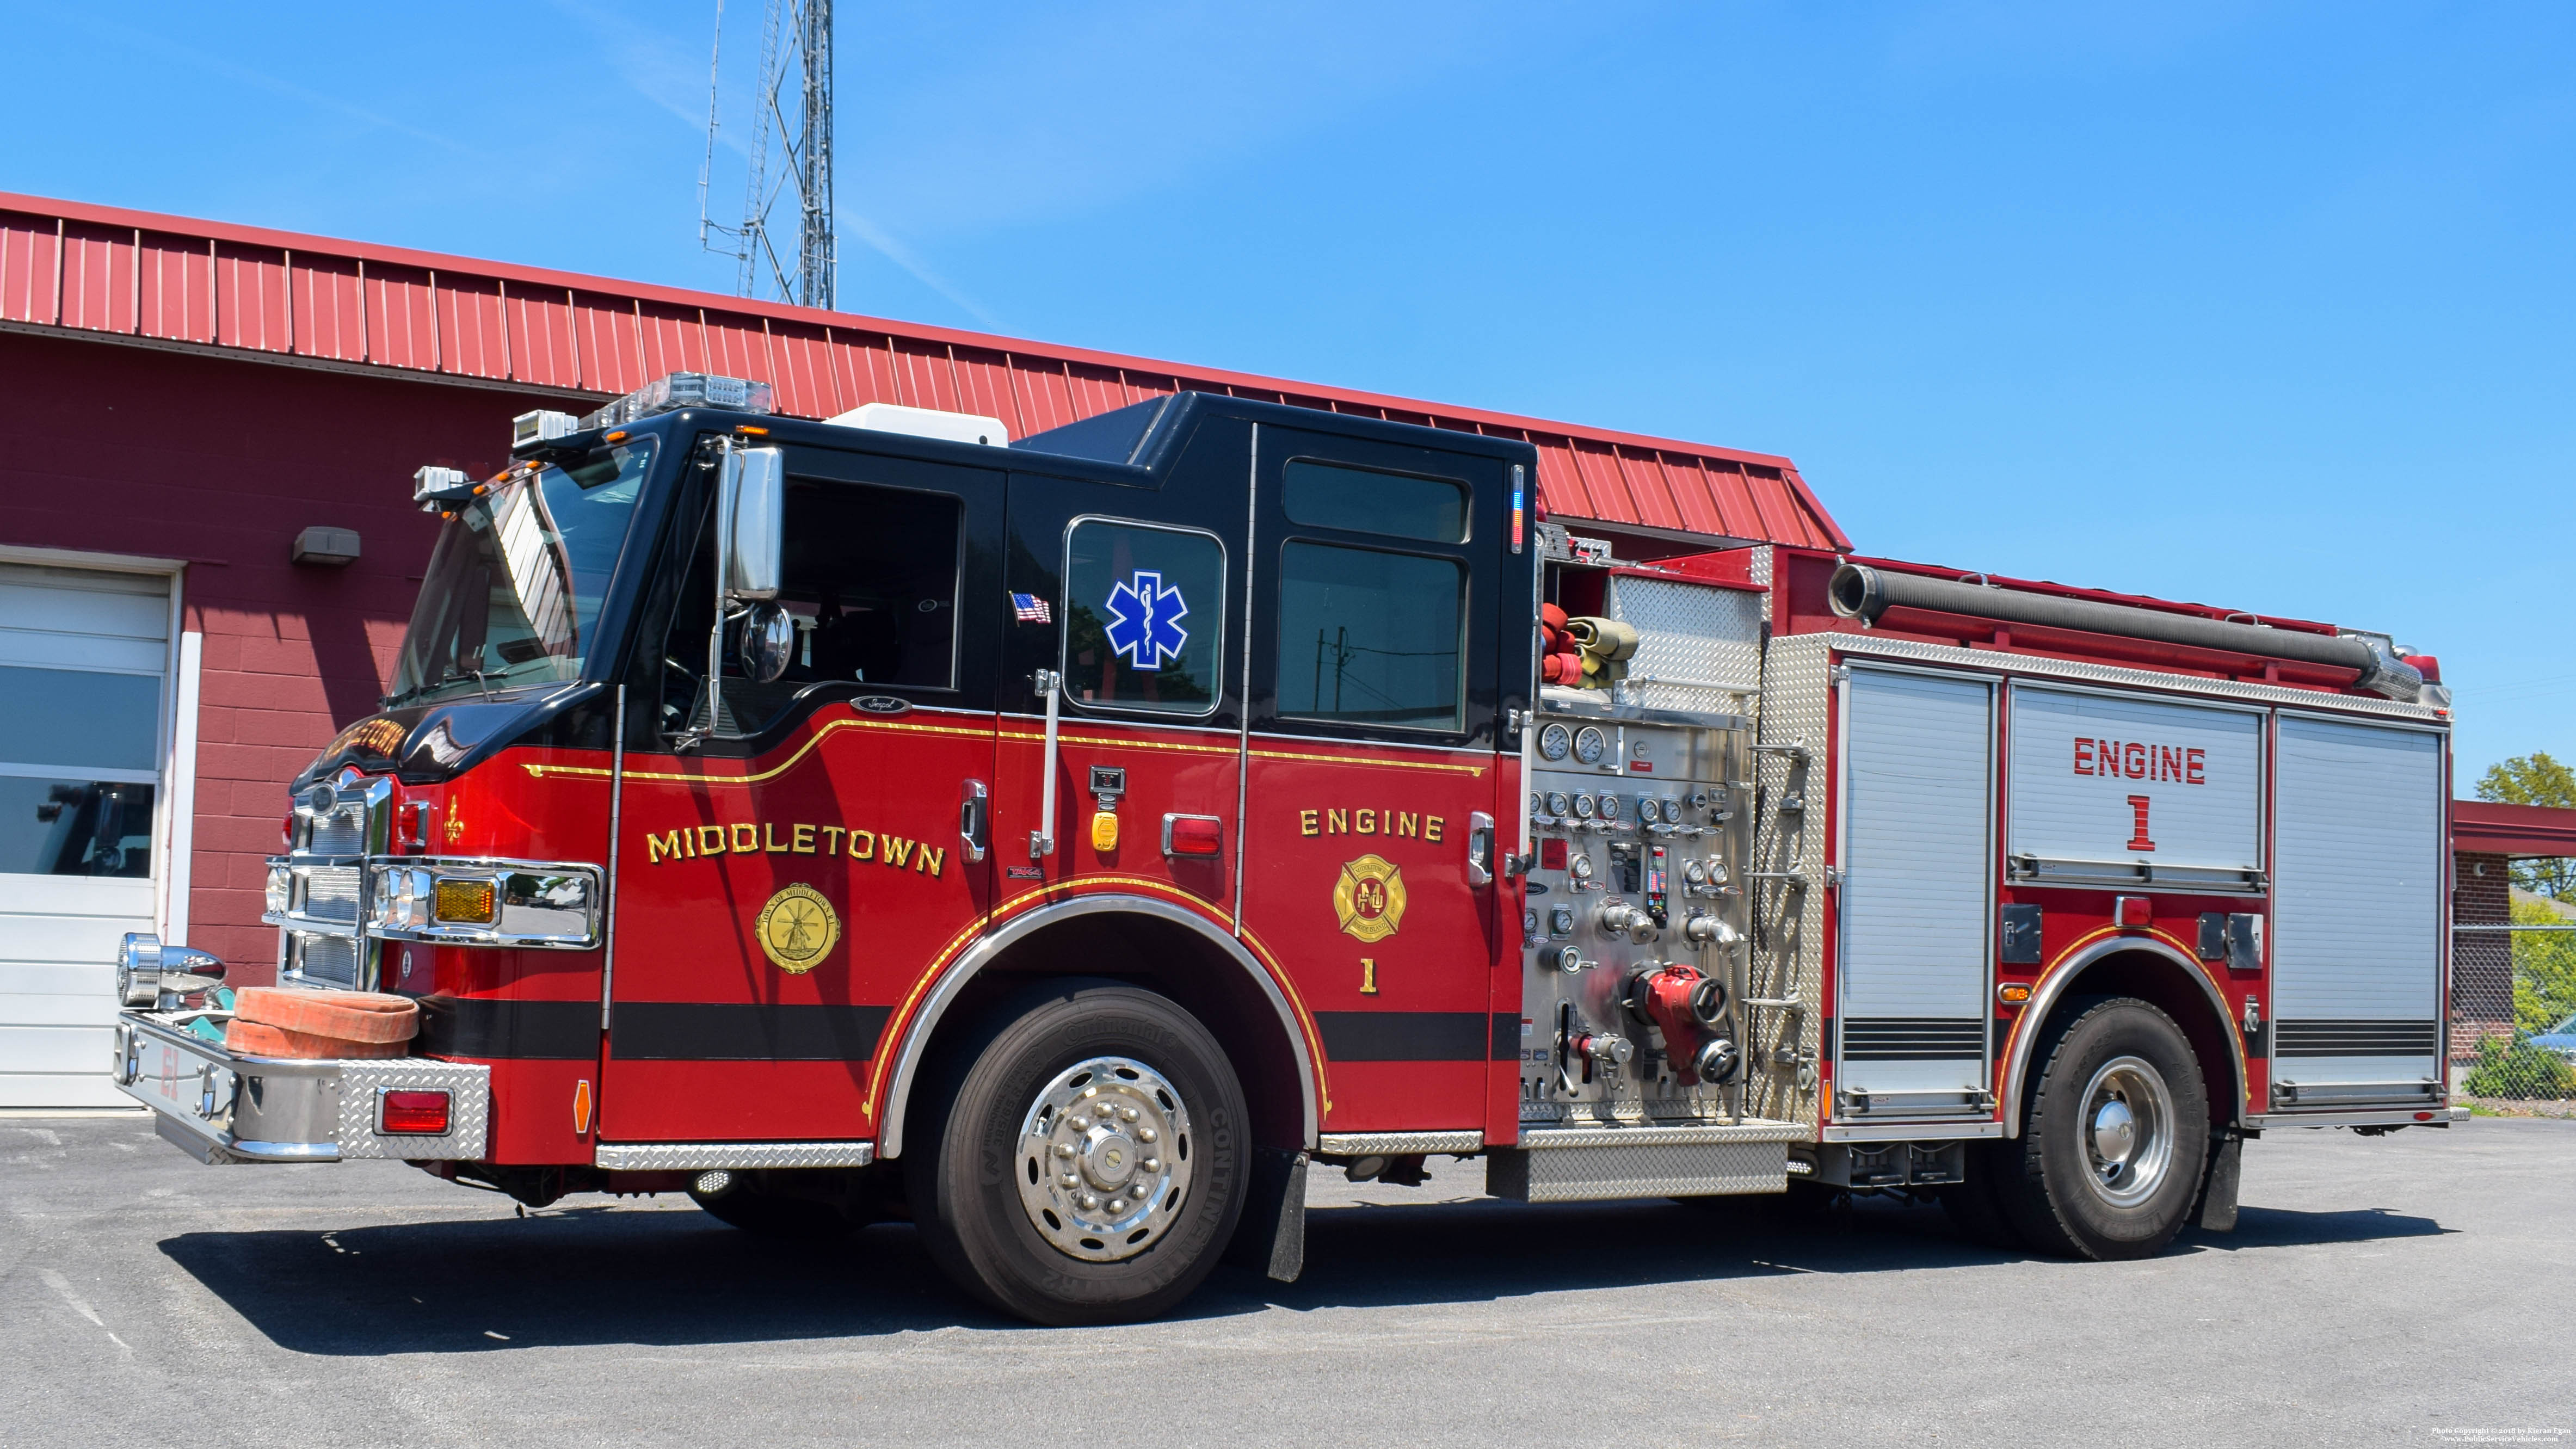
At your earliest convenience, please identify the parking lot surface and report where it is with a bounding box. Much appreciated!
[2,1113,2567,1447]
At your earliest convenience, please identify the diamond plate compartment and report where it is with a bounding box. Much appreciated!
[1487,1123,1799,1203]
[336,1058,492,1161]
[1606,575,1765,714]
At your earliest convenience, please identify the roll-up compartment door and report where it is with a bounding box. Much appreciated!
[1835,667,1993,1118]
[2270,716,2446,1108]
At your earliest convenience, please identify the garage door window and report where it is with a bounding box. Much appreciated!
[0,566,166,878]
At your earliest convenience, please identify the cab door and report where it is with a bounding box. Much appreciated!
[601,443,1002,1145]
[990,421,1252,926]
[1238,425,1515,1135]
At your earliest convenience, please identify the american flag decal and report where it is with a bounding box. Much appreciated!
[1012,593,1052,623]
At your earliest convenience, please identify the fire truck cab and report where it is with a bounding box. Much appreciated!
[109,373,2461,1324]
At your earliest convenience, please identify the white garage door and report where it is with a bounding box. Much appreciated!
[1,563,172,1108]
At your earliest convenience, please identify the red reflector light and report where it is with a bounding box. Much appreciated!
[2114,896,2153,930]
[1539,838,1568,872]
[379,1089,451,1135]
[1164,815,1223,857]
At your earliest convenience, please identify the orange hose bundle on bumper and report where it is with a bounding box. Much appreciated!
[225,988,419,1059]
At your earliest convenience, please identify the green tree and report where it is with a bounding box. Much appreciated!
[2474,753,2576,898]
[2512,898,2576,1034]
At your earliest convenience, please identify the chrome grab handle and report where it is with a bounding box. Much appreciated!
[1030,670,1062,859]
[1465,811,1495,888]
[959,779,990,863]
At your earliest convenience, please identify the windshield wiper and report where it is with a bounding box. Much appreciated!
[384,668,505,708]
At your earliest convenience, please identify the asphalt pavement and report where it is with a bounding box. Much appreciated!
[1,1111,2567,1448]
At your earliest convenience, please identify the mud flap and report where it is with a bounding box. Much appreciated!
[2193,1132,2241,1233]
[1223,1146,1307,1282]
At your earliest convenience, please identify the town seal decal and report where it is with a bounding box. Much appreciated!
[1333,854,1406,944]
[754,883,840,973]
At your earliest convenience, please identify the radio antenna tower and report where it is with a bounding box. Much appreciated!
[698,0,836,310]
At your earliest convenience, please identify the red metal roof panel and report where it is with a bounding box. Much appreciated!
[0,190,1851,551]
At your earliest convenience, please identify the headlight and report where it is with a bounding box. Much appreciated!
[363,861,599,948]
[371,867,432,932]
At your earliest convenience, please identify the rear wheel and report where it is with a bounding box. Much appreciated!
[1995,996,2209,1260]
[908,980,1247,1325]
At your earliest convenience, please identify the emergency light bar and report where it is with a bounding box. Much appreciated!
[512,409,581,449]
[578,372,775,431]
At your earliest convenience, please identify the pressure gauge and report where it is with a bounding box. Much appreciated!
[1523,907,1540,938]
[1549,904,1575,935]
[1660,797,1683,823]
[1529,792,1545,819]
[1572,793,1597,819]
[1569,853,1594,880]
[1597,793,1622,819]
[1538,723,1572,762]
[1682,860,1708,885]
[1546,792,1572,817]
[1573,726,1608,764]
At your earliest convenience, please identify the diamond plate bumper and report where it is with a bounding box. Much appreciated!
[112,1010,490,1164]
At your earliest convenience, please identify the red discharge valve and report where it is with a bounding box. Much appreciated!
[1629,962,1739,1088]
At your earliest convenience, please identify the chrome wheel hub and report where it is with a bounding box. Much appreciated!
[1016,1056,1191,1263]
[2079,1055,2173,1210]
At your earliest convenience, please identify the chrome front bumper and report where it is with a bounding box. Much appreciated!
[112,1012,491,1165]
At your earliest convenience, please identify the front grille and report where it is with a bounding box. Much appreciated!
[2275,1020,2441,1057]
[292,933,361,988]
[299,866,362,924]
[1841,1018,1987,1061]
[307,804,368,857]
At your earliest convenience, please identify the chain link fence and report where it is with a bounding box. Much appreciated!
[2452,897,2576,1115]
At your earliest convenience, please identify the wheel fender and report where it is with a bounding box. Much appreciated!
[874,895,1320,1159]
[2001,934,2245,1138]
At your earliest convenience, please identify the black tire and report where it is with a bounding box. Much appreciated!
[1938,1140,2026,1250]
[688,1176,867,1240]
[1994,996,2210,1261]
[907,979,1247,1325]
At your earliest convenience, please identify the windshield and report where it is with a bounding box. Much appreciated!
[386,437,655,708]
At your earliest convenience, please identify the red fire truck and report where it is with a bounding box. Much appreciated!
[108,372,2461,1324]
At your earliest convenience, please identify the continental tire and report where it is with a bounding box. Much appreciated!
[907,980,1247,1326]
[1997,996,2209,1260]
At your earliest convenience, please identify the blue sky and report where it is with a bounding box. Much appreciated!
[5,2,2571,779]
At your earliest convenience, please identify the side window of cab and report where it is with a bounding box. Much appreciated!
[1272,459,1471,733]
[662,473,964,739]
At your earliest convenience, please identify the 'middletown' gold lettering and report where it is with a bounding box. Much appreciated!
[640,819,944,877]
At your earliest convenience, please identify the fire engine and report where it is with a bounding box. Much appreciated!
[108,372,2462,1324]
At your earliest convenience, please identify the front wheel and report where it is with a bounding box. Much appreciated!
[1995,996,2210,1260]
[908,980,1247,1325]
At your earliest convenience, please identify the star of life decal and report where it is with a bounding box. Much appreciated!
[1103,570,1189,670]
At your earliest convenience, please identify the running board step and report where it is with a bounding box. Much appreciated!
[1488,1120,1807,1204]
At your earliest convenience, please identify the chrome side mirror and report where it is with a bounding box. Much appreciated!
[723,446,784,602]
[738,603,794,684]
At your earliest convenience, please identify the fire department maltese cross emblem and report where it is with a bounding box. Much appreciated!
[754,883,840,974]
[1103,570,1189,670]
[1333,854,1407,944]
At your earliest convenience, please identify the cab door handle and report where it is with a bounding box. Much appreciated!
[959,779,990,863]
[1466,811,1495,887]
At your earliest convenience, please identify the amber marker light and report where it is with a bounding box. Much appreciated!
[603,430,628,442]
[434,878,498,924]
[736,424,769,435]
[1996,982,2033,1007]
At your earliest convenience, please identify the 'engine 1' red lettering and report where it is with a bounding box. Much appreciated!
[2073,737,2205,785]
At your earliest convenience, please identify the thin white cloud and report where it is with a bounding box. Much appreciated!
[64,13,480,157]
